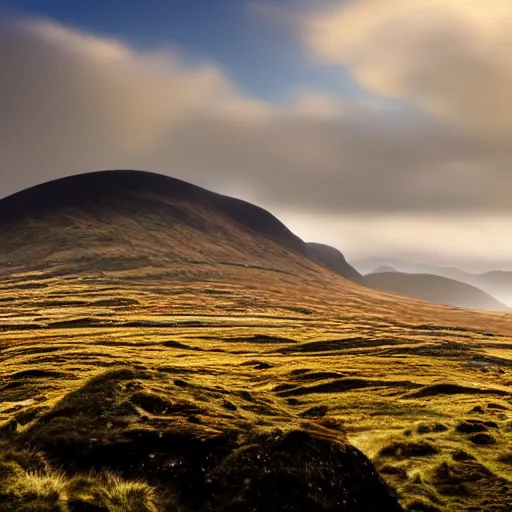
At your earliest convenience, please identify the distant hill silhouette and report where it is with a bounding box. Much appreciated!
[353,257,512,307]
[373,265,397,274]
[306,243,363,283]
[353,257,476,279]
[471,271,512,306]
[364,272,509,311]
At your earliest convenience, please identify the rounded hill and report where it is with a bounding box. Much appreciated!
[0,170,306,255]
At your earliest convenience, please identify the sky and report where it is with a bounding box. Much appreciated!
[1,0,512,271]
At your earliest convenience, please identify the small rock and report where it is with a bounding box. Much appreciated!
[254,362,272,370]
[240,391,253,402]
[456,421,488,434]
[451,449,475,461]
[300,405,328,418]
[470,433,496,445]
[222,400,237,411]
[240,360,272,370]
[417,422,448,434]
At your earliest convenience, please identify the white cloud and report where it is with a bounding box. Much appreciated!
[302,0,512,137]
[1,15,512,269]
[277,210,512,271]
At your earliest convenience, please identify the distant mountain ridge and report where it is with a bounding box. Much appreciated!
[364,271,509,311]
[353,257,512,307]
[373,265,397,274]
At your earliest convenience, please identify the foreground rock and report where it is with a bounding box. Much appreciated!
[0,367,403,511]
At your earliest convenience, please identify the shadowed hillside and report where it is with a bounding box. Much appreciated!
[1,170,512,511]
[0,169,309,271]
[364,272,510,311]
[306,243,363,283]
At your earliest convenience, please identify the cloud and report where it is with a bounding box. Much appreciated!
[278,210,512,272]
[302,0,512,138]
[0,14,511,268]
[0,18,230,180]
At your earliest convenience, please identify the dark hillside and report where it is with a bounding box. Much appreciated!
[306,242,364,283]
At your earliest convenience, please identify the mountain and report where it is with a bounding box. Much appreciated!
[308,247,506,310]
[373,265,397,273]
[470,271,512,306]
[6,169,505,326]
[0,169,309,271]
[352,256,476,280]
[354,257,512,306]
[364,271,509,311]
[306,242,363,283]
[1,170,512,511]
[3,169,503,328]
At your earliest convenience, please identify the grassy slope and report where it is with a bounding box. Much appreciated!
[1,171,512,511]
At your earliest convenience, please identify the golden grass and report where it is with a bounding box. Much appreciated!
[1,221,512,510]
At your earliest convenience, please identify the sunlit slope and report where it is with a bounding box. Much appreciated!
[1,170,512,510]
[0,169,510,334]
